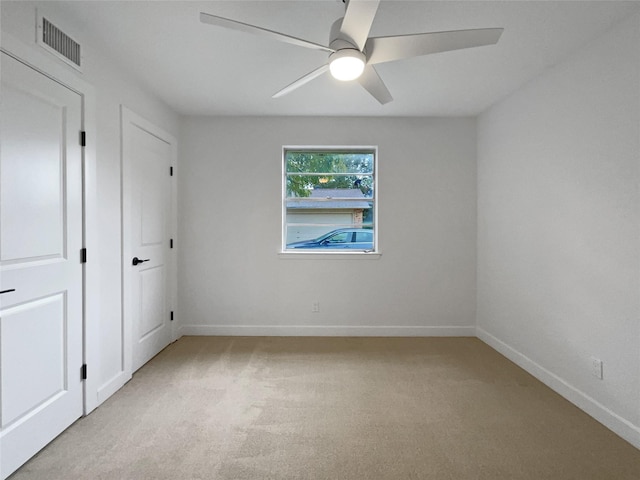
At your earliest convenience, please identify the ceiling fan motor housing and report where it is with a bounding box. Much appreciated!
[329,17,359,51]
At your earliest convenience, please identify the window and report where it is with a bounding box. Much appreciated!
[283,147,377,253]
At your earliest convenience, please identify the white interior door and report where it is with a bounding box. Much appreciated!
[123,114,172,372]
[0,52,84,479]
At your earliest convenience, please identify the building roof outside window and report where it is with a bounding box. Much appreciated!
[287,188,372,210]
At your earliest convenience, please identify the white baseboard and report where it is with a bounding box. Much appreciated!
[476,327,640,449]
[96,371,131,406]
[180,324,476,337]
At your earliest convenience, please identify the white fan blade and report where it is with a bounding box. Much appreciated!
[358,65,393,105]
[366,28,504,65]
[339,0,380,51]
[273,64,330,98]
[200,12,335,53]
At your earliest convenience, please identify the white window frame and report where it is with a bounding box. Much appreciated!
[281,146,379,256]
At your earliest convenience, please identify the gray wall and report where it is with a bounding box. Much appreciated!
[477,14,640,445]
[178,117,477,335]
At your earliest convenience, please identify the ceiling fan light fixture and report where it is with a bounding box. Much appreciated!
[329,49,366,81]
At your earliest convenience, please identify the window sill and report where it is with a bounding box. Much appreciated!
[278,251,382,260]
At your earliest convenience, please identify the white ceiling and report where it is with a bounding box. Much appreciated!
[54,0,640,117]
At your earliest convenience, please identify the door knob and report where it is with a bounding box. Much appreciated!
[132,257,150,266]
[0,289,16,295]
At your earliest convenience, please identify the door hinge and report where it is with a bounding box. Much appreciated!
[170,311,174,321]
[170,166,173,176]
[81,364,87,380]
[80,131,86,147]
[80,248,87,263]
[170,238,174,249]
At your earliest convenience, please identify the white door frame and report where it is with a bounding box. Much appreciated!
[0,32,100,415]
[121,106,178,377]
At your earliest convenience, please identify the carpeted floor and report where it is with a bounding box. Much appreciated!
[9,336,640,479]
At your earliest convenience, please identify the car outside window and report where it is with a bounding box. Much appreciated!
[327,232,349,243]
[283,147,377,253]
[354,231,373,243]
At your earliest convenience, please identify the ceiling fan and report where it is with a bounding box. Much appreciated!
[200,0,503,105]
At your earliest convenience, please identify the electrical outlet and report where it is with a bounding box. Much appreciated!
[590,357,603,380]
[312,301,320,313]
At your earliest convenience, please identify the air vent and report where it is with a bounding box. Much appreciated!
[37,13,82,72]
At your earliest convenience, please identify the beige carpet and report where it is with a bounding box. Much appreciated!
[10,336,640,479]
